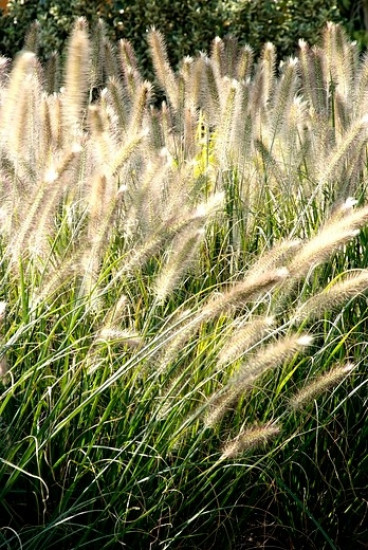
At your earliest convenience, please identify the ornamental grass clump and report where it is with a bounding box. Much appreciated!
[0,19,366,550]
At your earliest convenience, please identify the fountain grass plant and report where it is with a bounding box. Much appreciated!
[0,19,367,549]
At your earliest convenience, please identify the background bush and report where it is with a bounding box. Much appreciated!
[0,0,112,60]
[0,0,361,76]
[226,0,341,58]
[339,0,368,49]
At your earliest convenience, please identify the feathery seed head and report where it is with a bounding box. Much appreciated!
[154,225,206,303]
[221,422,281,459]
[0,356,8,377]
[117,184,128,196]
[290,362,354,410]
[264,42,274,52]
[180,55,193,81]
[288,225,361,278]
[330,197,359,221]
[62,21,91,135]
[0,56,8,69]
[344,197,358,210]
[44,167,59,183]
[293,270,368,322]
[19,51,36,64]
[0,301,6,320]
[249,240,301,278]
[275,267,289,279]
[204,390,237,428]
[226,332,313,397]
[297,335,314,347]
[218,315,276,367]
[194,192,224,218]
[71,142,83,153]
[148,28,178,110]
[202,267,289,319]
[97,328,143,348]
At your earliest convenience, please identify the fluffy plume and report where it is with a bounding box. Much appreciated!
[287,203,368,279]
[293,270,368,321]
[148,29,179,110]
[205,334,313,427]
[221,422,281,459]
[218,315,275,366]
[202,268,289,319]
[290,363,354,410]
[62,18,91,136]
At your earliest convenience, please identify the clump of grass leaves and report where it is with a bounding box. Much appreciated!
[0,19,367,550]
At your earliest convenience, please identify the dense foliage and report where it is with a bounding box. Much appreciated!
[0,0,350,72]
[0,0,111,59]
[339,0,368,48]
[225,0,341,58]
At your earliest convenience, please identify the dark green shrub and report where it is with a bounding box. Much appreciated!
[338,0,368,49]
[0,0,112,59]
[0,0,348,74]
[110,0,344,71]
[225,0,342,58]
[109,0,226,72]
